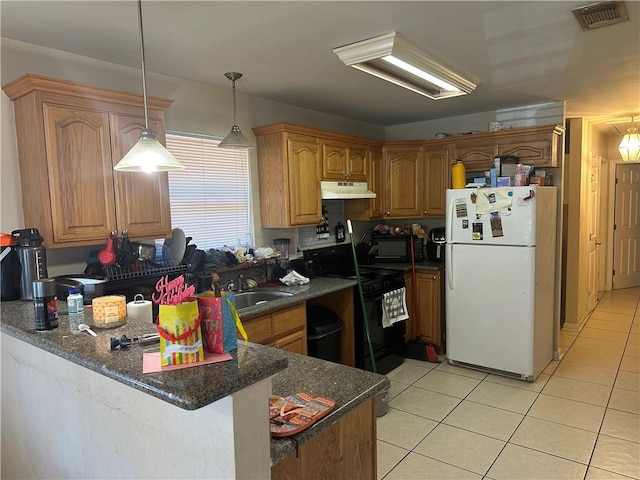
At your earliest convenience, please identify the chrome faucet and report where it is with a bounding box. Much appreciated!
[236,274,245,293]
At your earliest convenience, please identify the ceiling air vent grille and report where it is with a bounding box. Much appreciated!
[572,1,629,30]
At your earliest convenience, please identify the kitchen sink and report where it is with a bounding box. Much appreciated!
[234,290,293,310]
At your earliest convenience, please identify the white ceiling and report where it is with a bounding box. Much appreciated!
[2,1,639,133]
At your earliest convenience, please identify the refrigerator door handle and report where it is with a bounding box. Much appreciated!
[446,243,453,290]
[447,195,455,235]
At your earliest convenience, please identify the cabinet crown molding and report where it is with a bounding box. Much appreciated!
[2,73,173,110]
[252,122,384,147]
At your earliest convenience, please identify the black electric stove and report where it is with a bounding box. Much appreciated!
[303,244,406,374]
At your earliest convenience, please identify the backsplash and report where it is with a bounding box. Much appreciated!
[297,200,345,250]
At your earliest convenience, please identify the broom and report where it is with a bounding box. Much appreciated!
[347,220,377,374]
[404,234,439,362]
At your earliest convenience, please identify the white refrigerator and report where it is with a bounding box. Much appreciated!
[445,185,557,381]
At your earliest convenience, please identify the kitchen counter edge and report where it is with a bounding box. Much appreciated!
[270,350,389,465]
[0,301,288,410]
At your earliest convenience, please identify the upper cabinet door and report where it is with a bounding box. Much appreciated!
[43,104,116,243]
[423,146,450,217]
[368,147,384,219]
[453,140,498,172]
[384,147,422,218]
[322,142,348,180]
[110,112,172,239]
[347,145,367,181]
[287,134,322,225]
[321,141,367,181]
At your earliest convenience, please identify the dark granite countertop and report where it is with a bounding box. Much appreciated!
[234,276,357,320]
[373,261,445,273]
[0,299,288,410]
[270,351,389,465]
[2,276,389,466]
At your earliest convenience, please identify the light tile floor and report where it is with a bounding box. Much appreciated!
[377,287,640,480]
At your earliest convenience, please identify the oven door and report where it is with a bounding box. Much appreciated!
[355,293,405,375]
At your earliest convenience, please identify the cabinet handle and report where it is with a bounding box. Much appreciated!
[423,211,428,215]
[385,212,391,216]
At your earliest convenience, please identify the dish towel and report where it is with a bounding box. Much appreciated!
[382,287,409,328]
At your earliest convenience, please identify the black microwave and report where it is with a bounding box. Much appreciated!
[371,234,424,263]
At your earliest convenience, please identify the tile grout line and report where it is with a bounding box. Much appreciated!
[380,290,639,480]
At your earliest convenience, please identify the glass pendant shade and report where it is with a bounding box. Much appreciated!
[113,0,185,172]
[218,72,254,149]
[114,129,185,172]
[618,127,640,162]
[218,125,253,149]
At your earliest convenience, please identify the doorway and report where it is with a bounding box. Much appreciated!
[613,163,640,289]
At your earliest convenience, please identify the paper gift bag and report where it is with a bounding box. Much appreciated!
[157,299,204,366]
[198,291,247,354]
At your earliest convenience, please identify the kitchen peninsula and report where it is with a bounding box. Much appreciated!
[1,278,387,479]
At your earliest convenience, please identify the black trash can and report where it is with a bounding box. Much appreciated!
[306,305,343,363]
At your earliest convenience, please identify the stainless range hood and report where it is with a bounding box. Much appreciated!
[321,181,376,199]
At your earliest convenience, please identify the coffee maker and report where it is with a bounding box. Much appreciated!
[12,228,48,300]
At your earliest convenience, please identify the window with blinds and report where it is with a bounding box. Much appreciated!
[165,132,252,250]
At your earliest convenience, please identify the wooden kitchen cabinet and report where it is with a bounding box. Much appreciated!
[452,124,565,172]
[382,145,423,218]
[344,146,384,221]
[255,122,563,224]
[346,141,449,220]
[495,124,565,168]
[422,144,450,217]
[404,270,444,352]
[2,74,173,248]
[241,303,307,355]
[254,123,384,227]
[453,138,498,173]
[321,140,367,182]
[253,126,322,227]
[270,330,307,354]
[415,270,445,352]
[272,397,376,480]
[404,272,415,340]
[110,113,172,239]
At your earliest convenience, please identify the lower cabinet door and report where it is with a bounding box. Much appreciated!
[272,330,307,355]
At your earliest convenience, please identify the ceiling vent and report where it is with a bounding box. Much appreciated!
[572,1,629,30]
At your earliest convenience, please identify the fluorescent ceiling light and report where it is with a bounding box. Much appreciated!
[334,31,476,100]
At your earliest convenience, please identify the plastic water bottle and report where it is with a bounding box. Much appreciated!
[67,288,84,314]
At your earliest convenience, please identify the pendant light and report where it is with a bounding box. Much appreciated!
[618,118,640,162]
[218,72,254,149]
[114,0,185,172]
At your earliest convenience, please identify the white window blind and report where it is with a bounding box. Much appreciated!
[165,132,252,250]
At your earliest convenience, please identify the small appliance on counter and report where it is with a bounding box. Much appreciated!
[371,232,424,263]
[426,227,446,263]
[273,238,290,266]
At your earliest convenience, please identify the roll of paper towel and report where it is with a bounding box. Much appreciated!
[127,294,152,323]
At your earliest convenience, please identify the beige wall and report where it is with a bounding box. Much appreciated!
[2,37,566,279]
[1,38,384,275]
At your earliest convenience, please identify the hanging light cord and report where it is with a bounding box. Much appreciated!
[231,77,238,125]
[137,0,150,131]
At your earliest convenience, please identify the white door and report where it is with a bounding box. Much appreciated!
[613,163,640,289]
[587,156,601,311]
[445,243,535,376]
